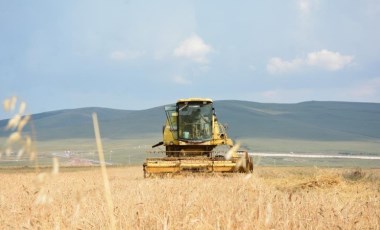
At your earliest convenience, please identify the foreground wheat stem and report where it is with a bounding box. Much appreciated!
[92,113,116,229]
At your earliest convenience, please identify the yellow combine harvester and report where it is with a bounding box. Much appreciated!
[143,98,253,177]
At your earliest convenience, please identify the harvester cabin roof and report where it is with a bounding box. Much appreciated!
[177,98,213,104]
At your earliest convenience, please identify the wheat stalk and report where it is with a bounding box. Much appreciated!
[92,113,116,229]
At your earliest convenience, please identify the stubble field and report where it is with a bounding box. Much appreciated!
[0,166,379,229]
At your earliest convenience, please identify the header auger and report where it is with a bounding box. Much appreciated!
[143,98,253,177]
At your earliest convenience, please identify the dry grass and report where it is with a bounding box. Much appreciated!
[0,166,379,229]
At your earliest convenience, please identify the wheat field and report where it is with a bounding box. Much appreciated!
[1,98,379,229]
[0,166,379,229]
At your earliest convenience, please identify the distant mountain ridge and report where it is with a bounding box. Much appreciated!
[214,100,380,141]
[1,100,380,142]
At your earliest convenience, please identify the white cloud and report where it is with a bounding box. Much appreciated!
[297,0,319,15]
[267,49,354,74]
[306,49,354,71]
[173,34,212,63]
[109,50,145,61]
[267,57,304,74]
[173,75,191,85]
[298,0,311,14]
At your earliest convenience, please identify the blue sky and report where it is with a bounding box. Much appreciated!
[1,0,379,118]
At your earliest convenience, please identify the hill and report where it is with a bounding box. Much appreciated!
[214,100,380,141]
[0,106,164,140]
[1,100,380,142]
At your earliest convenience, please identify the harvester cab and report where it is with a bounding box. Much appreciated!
[143,98,253,177]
